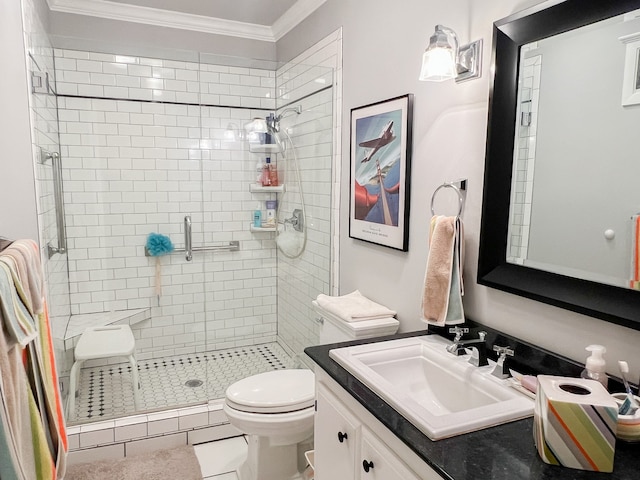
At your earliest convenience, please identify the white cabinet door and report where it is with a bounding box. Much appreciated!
[359,428,424,480]
[314,384,360,480]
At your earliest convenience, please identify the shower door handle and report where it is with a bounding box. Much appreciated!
[43,151,67,258]
[184,215,192,261]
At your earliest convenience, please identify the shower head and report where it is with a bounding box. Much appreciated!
[267,105,302,133]
[244,105,301,145]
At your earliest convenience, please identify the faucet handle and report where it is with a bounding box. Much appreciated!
[448,326,469,341]
[493,345,514,357]
[446,327,469,354]
[492,345,514,378]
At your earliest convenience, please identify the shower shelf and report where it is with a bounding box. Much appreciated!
[249,224,278,232]
[249,143,281,154]
[249,184,284,193]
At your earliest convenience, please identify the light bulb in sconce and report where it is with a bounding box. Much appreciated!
[419,24,482,83]
[420,25,457,81]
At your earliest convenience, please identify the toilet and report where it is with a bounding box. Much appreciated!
[223,303,399,480]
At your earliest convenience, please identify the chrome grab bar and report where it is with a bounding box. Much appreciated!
[144,215,240,259]
[184,215,192,261]
[144,241,240,257]
[40,150,67,258]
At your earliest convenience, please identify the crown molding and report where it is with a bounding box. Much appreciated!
[47,0,327,42]
[272,0,327,41]
[47,0,275,41]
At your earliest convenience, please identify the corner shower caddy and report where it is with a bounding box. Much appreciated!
[249,140,285,231]
[249,184,285,232]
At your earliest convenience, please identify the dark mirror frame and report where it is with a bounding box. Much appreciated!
[478,0,640,331]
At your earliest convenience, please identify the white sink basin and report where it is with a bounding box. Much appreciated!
[329,335,534,440]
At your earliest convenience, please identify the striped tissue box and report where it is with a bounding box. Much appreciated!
[534,375,618,472]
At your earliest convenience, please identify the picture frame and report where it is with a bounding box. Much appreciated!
[349,94,413,251]
[621,33,640,106]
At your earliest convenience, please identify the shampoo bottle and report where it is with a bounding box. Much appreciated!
[261,159,271,186]
[581,344,608,389]
[265,200,277,227]
[253,203,262,228]
[267,156,278,186]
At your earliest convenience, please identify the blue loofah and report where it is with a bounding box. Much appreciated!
[146,233,174,256]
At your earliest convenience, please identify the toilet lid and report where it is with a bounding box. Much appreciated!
[225,369,315,414]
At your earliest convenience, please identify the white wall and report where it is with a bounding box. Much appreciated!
[278,0,640,381]
[0,0,39,241]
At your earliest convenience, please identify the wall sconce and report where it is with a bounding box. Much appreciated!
[419,25,482,83]
[223,123,243,142]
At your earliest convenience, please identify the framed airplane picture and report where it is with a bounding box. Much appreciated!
[349,94,413,251]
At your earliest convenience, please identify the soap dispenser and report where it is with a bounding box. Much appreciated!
[581,344,608,389]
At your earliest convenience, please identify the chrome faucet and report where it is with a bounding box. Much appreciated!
[446,326,469,354]
[450,331,489,367]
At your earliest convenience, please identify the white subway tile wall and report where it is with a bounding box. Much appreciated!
[275,31,341,363]
[54,47,335,365]
[508,48,541,264]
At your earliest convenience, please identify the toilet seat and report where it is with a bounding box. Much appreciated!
[225,369,315,414]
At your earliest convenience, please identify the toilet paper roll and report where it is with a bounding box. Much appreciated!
[534,375,618,473]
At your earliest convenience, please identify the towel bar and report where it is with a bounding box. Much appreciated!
[430,179,467,217]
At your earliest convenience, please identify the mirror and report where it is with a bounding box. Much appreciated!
[478,0,640,330]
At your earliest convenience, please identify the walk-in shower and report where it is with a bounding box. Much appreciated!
[29,42,335,425]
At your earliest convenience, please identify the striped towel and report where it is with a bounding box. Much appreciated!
[0,263,37,347]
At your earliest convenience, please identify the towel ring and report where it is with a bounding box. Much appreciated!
[430,183,464,217]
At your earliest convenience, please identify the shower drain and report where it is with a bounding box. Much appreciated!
[184,379,203,388]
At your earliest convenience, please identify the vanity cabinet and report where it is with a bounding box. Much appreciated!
[314,386,359,478]
[359,428,423,480]
[314,371,440,480]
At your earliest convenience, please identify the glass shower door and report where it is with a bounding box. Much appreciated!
[51,48,211,422]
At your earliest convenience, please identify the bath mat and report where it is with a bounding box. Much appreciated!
[65,445,202,480]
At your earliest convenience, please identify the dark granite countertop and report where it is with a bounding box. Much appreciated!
[304,330,640,480]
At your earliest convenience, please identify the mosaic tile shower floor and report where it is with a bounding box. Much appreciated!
[72,342,297,422]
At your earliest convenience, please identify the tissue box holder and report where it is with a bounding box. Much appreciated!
[534,375,618,473]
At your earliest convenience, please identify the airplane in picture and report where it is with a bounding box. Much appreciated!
[359,120,395,163]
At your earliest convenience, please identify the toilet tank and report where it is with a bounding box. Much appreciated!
[314,303,399,344]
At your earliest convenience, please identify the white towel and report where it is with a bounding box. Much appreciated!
[315,290,396,322]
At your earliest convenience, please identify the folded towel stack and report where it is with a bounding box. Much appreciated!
[315,290,396,322]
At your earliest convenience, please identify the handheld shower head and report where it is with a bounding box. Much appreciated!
[268,105,302,133]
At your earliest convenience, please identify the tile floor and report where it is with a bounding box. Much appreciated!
[195,436,247,480]
[73,342,297,422]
